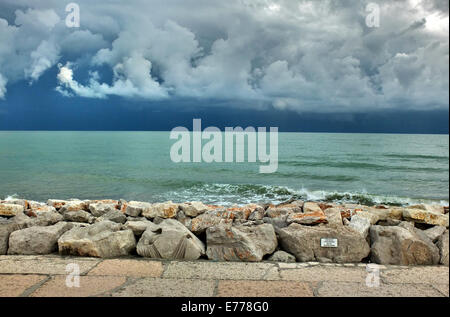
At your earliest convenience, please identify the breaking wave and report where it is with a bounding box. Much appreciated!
[162,183,449,207]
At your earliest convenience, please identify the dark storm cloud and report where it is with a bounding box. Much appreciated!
[0,0,448,113]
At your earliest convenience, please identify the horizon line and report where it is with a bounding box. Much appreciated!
[0,130,448,135]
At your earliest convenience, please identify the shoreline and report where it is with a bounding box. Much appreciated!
[1,197,449,267]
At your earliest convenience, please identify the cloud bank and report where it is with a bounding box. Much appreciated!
[0,0,448,113]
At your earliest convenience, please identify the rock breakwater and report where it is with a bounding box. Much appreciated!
[0,198,448,266]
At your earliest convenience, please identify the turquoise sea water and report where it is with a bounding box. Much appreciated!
[0,131,448,206]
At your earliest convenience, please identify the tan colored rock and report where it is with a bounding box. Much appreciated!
[87,199,118,208]
[176,210,192,229]
[125,201,151,217]
[408,204,445,214]
[0,204,24,217]
[206,223,277,262]
[303,202,322,213]
[0,199,28,209]
[89,202,117,217]
[248,205,266,221]
[423,226,447,242]
[95,210,127,224]
[29,205,57,215]
[58,221,136,258]
[47,199,69,209]
[339,208,360,220]
[352,210,379,225]
[323,208,343,227]
[63,210,95,223]
[347,215,371,238]
[190,212,233,234]
[124,220,156,236]
[278,223,370,263]
[403,208,449,227]
[0,218,13,254]
[287,210,327,225]
[8,222,73,255]
[225,204,262,220]
[142,201,179,219]
[370,225,440,265]
[179,201,209,217]
[265,200,303,218]
[268,250,296,263]
[262,216,289,229]
[59,200,88,213]
[437,230,449,266]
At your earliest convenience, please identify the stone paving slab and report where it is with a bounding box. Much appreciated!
[0,275,47,297]
[279,266,368,282]
[381,266,450,285]
[217,280,313,297]
[87,259,164,277]
[0,256,448,297]
[108,278,216,297]
[315,281,445,297]
[30,276,127,297]
[162,261,279,280]
[0,255,100,275]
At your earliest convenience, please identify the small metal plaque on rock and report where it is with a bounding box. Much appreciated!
[320,238,338,248]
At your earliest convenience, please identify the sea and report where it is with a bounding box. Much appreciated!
[0,131,448,207]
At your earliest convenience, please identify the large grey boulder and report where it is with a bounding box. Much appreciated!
[33,211,64,226]
[8,222,73,255]
[7,211,63,231]
[0,218,13,254]
[263,216,288,228]
[423,226,447,243]
[277,223,370,263]
[176,210,193,229]
[437,230,449,266]
[89,202,117,217]
[348,215,371,238]
[125,201,152,217]
[206,223,277,262]
[58,221,136,258]
[63,210,95,223]
[95,210,127,224]
[137,219,205,260]
[190,212,233,234]
[370,225,440,265]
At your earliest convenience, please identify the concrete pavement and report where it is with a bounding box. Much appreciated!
[0,255,448,297]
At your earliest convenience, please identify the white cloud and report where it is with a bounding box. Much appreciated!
[0,73,7,99]
[56,54,169,99]
[26,40,60,82]
[0,0,448,112]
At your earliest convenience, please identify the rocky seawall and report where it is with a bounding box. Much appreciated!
[0,198,448,266]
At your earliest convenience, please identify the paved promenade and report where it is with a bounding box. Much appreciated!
[0,255,448,297]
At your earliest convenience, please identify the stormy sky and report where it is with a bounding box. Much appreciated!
[0,0,448,132]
